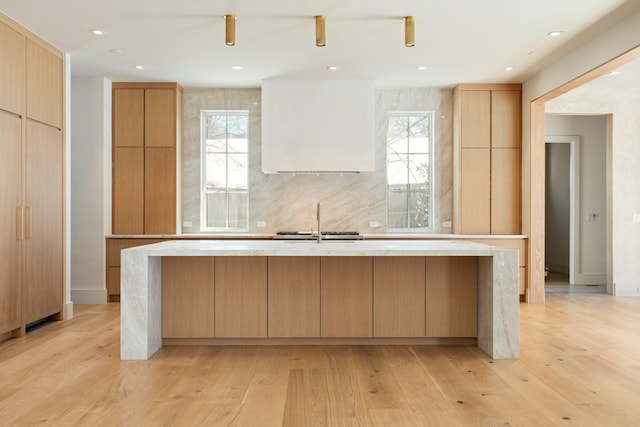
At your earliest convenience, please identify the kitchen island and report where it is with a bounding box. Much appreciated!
[121,240,519,360]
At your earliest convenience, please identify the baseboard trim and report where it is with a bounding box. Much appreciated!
[63,301,74,320]
[71,288,107,304]
[574,273,606,285]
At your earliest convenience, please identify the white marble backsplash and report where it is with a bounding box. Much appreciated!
[181,87,452,234]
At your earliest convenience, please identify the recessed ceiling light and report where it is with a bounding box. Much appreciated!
[327,66,338,71]
[547,31,564,37]
[231,65,243,70]
[416,66,427,71]
[109,48,123,55]
[135,65,144,70]
[607,71,620,76]
[504,66,515,71]
[89,29,104,35]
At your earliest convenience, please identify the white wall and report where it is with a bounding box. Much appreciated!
[545,115,607,284]
[69,77,111,303]
[523,9,640,297]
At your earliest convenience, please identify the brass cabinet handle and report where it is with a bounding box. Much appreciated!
[16,206,24,240]
[26,206,32,239]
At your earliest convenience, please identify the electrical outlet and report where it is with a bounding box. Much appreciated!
[183,221,192,228]
[369,221,379,228]
[442,221,452,228]
[256,221,266,228]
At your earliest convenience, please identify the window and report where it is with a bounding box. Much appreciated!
[201,110,249,231]
[387,112,434,230]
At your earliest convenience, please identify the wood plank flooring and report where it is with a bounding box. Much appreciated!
[1,292,640,426]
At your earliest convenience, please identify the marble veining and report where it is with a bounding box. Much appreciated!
[181,88,453,235]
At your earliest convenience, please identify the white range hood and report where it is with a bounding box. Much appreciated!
[261,79,375,173]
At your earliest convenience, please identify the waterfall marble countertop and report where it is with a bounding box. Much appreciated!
[120,238,517,257]
[108,233,527,240]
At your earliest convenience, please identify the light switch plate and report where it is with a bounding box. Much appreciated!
[633,213,640,223]
[183,221,192,228]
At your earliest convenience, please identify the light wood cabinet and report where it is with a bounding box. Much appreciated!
[0,21,25,115]
[0,13,64,338]
[268,257,320,337]
[105,238,164,300]
[162,257,215,338]
[26,40,63,129]
[373,257,426,337]
[23,120,63,324]
[144,148,176,234]
[454,84,522,235]
[321,257,373,337]
[0,112,22,335]
[214,257,267,338]
[111,83,182,235]
[112,147,144,234]
[426,257,477,337]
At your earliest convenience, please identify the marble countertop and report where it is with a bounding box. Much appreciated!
[122,239,514,257]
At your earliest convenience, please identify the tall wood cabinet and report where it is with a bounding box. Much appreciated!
[111,83,182,235]
[1,13,64,338]
[453,84,522,235]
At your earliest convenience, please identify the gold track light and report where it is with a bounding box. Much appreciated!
[315,15,326,47]
[225,14,236,46]
[405,16,415,47]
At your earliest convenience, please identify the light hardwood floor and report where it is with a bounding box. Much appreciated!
[1,293,639,426]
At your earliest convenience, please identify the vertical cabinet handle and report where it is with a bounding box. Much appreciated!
[26,206,33,239]
[16,206,24,240]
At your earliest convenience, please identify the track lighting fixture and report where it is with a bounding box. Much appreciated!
[315,16,326,47]
[225,14,236,46]
[405,16,415,47]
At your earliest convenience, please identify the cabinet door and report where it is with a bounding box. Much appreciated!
[0,22,25,115]
[268,257,320,337]
[107,267,120,297]
[26,40,62,129]
[112,147,144,234]
[491,91,521,148]
[459,148,491,234]
[113,89,144,147]
[144,147,176,234]
[163,257,215,338]
[373,257,425,337]
[491,148,521,234]
[426,257,477,337]
[321,257,372,337]
[24,120,63,324]
[145,89,176,147]
[460,90,490,148]
[215,257,267,337]
[0,112,22,334]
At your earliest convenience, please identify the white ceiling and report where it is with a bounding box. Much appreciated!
[1,0,639,88]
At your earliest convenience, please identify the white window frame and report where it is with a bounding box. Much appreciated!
[386,111,435,232]
[200,110,249,232]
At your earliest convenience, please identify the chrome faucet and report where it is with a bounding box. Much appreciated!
[316,202,321,243]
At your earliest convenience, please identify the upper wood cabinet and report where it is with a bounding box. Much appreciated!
[26,40,63,129]
[0,21,25,115]
[454,84,522,235]
[111,83,182,235]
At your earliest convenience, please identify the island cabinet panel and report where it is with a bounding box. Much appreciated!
[268,257,320,337]
[321,257,373,337]
[426,257,478,337]
[215,257,268,338]
[373,257,426,337]
[162,257,215,338]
